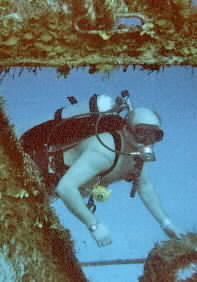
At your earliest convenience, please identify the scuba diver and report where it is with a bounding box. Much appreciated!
[21,91,182,247]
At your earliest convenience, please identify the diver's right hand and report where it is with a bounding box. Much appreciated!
[88,222,112,247]
[161,219,183,240]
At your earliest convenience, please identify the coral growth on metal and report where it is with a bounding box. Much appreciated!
[0,98,88,282]
[0,0,196,75]
[139,233,197,282]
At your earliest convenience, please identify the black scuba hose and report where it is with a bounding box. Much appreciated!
[95,112,133,156]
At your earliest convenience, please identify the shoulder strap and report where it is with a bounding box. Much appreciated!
[89,94,99,112]
[130,157,144,198]
[98,131,121,177]
[54,107,64,121]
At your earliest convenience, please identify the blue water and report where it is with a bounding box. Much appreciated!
[2,66,197,281]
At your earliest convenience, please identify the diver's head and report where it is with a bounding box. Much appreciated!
[126,107,164,145]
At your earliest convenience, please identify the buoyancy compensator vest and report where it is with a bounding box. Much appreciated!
[46,94,124,182]
[20,93,127,195]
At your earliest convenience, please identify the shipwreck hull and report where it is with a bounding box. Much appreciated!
[139,233,197,282]
[0,98,88,282]
[0,0,196,77]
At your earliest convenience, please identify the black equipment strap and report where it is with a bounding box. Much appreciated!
[89,94,99,112]
[54,107,64,121]
[130,157,144,198]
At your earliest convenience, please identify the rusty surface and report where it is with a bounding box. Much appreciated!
[0,0,196,76]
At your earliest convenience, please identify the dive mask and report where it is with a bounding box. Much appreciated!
[132,124,164,145]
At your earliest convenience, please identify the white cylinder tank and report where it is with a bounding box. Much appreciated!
[61,95,115,119]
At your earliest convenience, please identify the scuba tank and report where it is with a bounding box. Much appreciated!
[57,93,126,119]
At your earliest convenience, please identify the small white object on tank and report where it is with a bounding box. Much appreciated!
[96,95,115,112]
[61,95,115,119]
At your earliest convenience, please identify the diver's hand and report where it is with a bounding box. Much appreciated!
[88,222,112,247]
[161,219,183,239]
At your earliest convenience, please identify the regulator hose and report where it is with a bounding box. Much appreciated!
[95,112,135,156]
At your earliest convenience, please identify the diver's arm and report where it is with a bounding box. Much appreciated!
[137,165,182,238]
[56,133,115,246]
[137,165,168,224]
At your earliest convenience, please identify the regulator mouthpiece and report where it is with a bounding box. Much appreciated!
[140,145,156,161]
[129,145,156,161]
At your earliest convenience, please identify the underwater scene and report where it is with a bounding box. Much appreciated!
[0,0,197,281]
[1,66,197,281]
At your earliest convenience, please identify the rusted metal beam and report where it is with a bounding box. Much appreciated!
[80,258,146,267]
[0,0,196,74]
